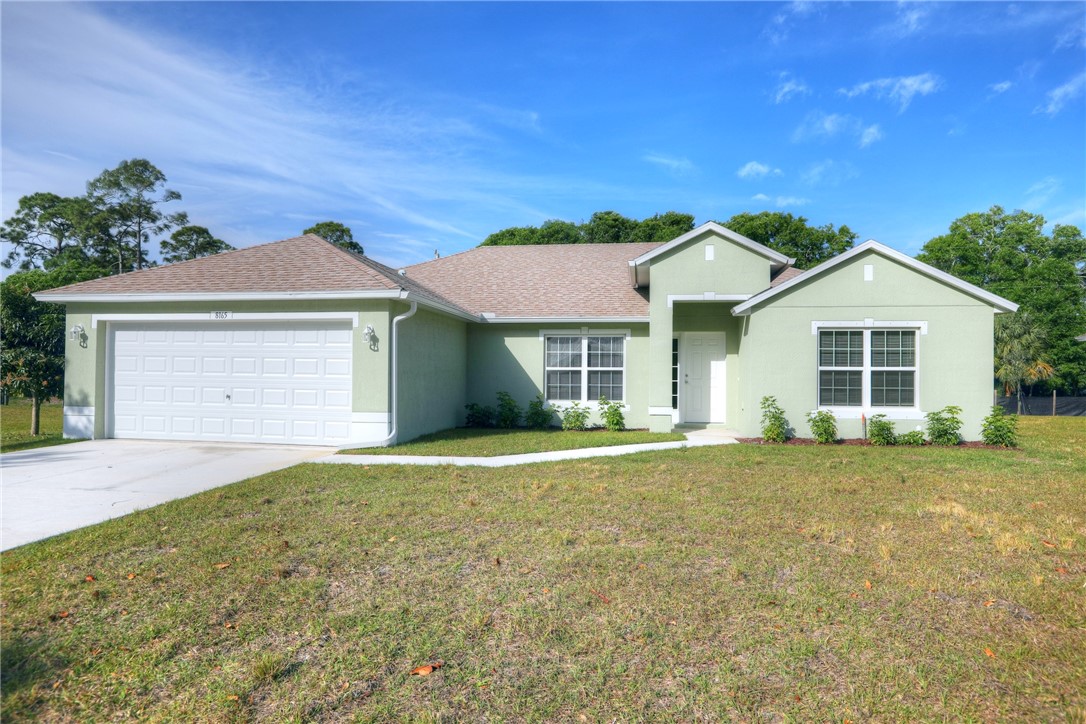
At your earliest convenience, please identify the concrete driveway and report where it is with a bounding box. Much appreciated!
[1,439,333,551]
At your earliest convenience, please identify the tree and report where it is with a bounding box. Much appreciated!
[85,159,187,273]
[1,193,96,270]
[719,211,856,268]
[303,221,364,255]
[631,211,695,243]
[481,226,539,246]
[995,312,1055,413]
[161,225,234,263]
[480,211,695,247]
[0,266,99,435]
[583,211,637,244]
[918,206,1086,393]
[536,219,583,245]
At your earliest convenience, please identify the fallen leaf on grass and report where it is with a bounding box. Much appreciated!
[984,648,996,658]
[864,580,872,590]
[410,660,444,676]
[1055,567,1068,575]
[226,695,240,701]
[983,600,995,607]
[388,537,397,543]
[49,611,70,621]
[214,563,231,570]
[1042,540,1056,548]
[590,589,611,604]
[84,575,96,582]
[126,573,137,580]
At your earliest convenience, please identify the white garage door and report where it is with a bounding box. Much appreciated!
[109,322,353,445]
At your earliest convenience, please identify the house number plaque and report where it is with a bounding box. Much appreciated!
[210,311,233,320]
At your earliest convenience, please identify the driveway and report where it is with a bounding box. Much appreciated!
[1,439,333,551]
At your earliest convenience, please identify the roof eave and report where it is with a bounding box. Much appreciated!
[33,290,408,304]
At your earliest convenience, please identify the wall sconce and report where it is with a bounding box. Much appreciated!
[362,324,375,343]
[69,324,85,340]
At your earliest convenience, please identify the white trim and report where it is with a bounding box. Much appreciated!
[91,311,360,329]
[667,293,752,308]
[38,290,406,303]
[815,407,926,420]
[811,319,928,335]
[815,327,921,416]
[679,331,727,424]
[538,328,631,340]
[484,317,649,325]
[732,239,1019,315]
[629,221,792,268]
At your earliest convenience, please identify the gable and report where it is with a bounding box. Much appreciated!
[629,222,791,289]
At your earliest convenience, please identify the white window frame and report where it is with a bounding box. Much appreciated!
[542,331,628,404]
[813,323,923,419]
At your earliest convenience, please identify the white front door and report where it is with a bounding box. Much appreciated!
[681,332,726,424]
[109,321,353,445]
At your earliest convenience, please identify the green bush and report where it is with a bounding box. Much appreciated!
[760,396,789,443]
[557,401,590,431]
[495,391,522,429]
[897,429,926,446]
[464,402,496,428]
[981,406,1019,447]
[524,394,554,429]
[806,409,838,444]
[926,405,963,446]
[598,395,626,432]
[868,414,896,446]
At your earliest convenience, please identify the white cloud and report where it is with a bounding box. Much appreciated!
[643,153,695,174]
[859,124,884,148]
[1036,72,1086,116]
[792,111,881,149]
[838,72,943,112]
[989,80,1013,95]
[801,160,859,187]
[736,161,782,180]
[892,2,934,36]
[1024,176,1061,209]
[775,196,811,207]
[774,72,810,104]
[764,1,820,44]
[751,193,771,202]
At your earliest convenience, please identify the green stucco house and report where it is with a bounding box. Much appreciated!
[36,222,1017,446]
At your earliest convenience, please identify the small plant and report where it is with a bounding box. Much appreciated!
[760,396,789,443]
[557,401,590,431]
[806,409,838,444]
[525,394,553,429]
[981,405,1019,447]
[495,391,522,429]
[598,395,626,432]
[868,414,896,446]
[926,405,963,446]
[464,402,496,428]
[897,429,926,446]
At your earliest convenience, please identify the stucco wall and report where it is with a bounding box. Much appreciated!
[395,304,467,443]
[673,302,746,426]
[736,250,997,440]
[466,323,652,429]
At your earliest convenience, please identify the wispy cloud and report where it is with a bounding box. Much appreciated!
[773,72,810,104]
[774,196,811,207]
[643,153,695,174]
[736,161,782,180]
[1036,71,1086,115]
[764,1,820,45]
[751,193,771,202]
[801,159,859,187]
[792,111,883,149]
[988,80,1013,96]
[838,73,943,112]
[1024,176,1061,209]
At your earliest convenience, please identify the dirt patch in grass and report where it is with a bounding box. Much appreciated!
[343,426,686,457]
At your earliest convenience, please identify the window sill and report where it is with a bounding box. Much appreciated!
[816,407,925,420]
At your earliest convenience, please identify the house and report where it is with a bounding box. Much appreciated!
[36,222,1018,445]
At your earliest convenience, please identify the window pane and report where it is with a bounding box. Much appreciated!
[546,370,581,400]
[872,331,916,368]
[819,370,862,406]
[588,370,623,401]
[819,331,863,367]
[546,336,581,368]
[588,336,624,368]
[872,371,914,406]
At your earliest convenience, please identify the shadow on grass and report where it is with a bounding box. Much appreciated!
[0,436,80,454]
[0,633,71,720]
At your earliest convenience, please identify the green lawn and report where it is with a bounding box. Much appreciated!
[2,418,1084,721]
[343,427,687,456]
[0,400,74,453]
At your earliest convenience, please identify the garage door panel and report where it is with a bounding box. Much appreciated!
[111,322,353,445]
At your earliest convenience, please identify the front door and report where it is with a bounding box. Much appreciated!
[681,332,726,423]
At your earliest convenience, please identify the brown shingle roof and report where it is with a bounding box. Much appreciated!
[405,243,663,318]
[769,265,805,287]
[37,235,470,315]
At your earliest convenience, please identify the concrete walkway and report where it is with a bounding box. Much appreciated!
[316,427,739,468]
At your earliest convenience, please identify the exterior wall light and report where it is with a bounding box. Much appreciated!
[362,324,375,343]
[69,324,85,340]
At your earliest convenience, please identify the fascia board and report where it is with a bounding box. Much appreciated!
[732,240,1020,316]
[478,316,651,324]
[630,221,792,267]
[33,290,408,304]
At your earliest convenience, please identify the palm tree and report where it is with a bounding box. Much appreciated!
[995,311,1055,413]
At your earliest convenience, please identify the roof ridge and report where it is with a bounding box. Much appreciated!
[407,240,667,272]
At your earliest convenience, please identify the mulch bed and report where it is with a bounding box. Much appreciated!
[737,437,1009,449]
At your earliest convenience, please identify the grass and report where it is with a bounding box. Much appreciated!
[0,400,75,453]
[343,426,687,457]
[2,417,1084,721]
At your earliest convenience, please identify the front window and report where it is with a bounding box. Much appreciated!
[546,335,625,402]
[817,329,917,408]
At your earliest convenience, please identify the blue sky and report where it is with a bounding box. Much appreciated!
[2,2,1084,268]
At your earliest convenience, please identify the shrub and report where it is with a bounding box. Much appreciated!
[981,405,1019,447]
[557,401,590,431]
[897,429,926,446]
[495,391,522,429]
[598,395,626,432]
[926,405,963,446]
[760,396,789,443]
[868,414,896,446]
[464,402,496,428]
[525,394,553,429]
[806,409,838,444]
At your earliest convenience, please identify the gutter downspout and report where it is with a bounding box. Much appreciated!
[369,299,417,448]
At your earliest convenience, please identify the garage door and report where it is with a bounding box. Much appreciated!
[109,322,353,445]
